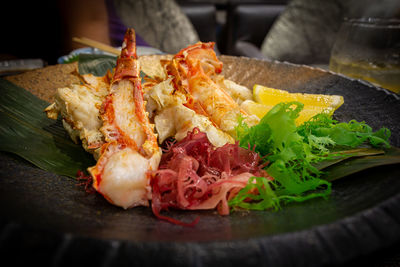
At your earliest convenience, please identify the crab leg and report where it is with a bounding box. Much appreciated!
[88,29,161,209]
[167,42,253,135]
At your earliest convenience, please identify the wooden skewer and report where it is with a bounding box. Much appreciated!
[72,37,121,55]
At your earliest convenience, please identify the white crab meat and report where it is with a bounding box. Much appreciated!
[96,145,160,209]
[44,80,108,157]
[145,78,234,147]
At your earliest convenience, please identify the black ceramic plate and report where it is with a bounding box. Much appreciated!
[0,56,399,266]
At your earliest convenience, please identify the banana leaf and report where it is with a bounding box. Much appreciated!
[77,54,116,76]
[0,79,95,178]
[76,53,146,79]
[321,147,400,182]
[313,147,385,170]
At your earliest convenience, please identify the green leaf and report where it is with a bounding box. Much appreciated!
[313,147,385,170]
[78,54,117,76]
[229,176,280,211]
[232,101,397,211]
[62,53,80,64]
[298,114,391,148]
[77,54,147,79]
[0,79,95,178]
[322,147,400,182]
[233,102,333,210]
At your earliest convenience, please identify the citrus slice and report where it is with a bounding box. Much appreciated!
[245,85,344,125]
[241,100,272,119]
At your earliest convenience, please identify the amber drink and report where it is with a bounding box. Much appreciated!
[329,18,400,93]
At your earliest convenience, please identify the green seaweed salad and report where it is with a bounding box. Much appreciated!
[229,101,392,211]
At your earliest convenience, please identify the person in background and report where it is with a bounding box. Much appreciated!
[59,0,199,55]
[58,0,111,54]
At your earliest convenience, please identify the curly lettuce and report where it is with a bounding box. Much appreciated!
[229,101,391,211]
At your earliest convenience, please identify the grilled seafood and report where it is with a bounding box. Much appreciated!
[45,30,162,209]
[44,71,111,158]
[45,34,257,210]
[142,42,256,147]
[145,78,235,147]
[82,29,159,209]
[166,42,258,136]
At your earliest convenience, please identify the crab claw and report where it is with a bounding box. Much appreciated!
[113,28,139,83]
[88,28,161,209]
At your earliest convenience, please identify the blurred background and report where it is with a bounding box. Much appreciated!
[1,0,288,65]
[1,0,399,64]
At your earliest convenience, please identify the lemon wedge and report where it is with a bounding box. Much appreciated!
[242,85,344,125]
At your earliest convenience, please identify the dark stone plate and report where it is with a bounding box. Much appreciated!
[0,56,399,266]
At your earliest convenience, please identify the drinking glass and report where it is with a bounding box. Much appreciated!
[329,18,400,93]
